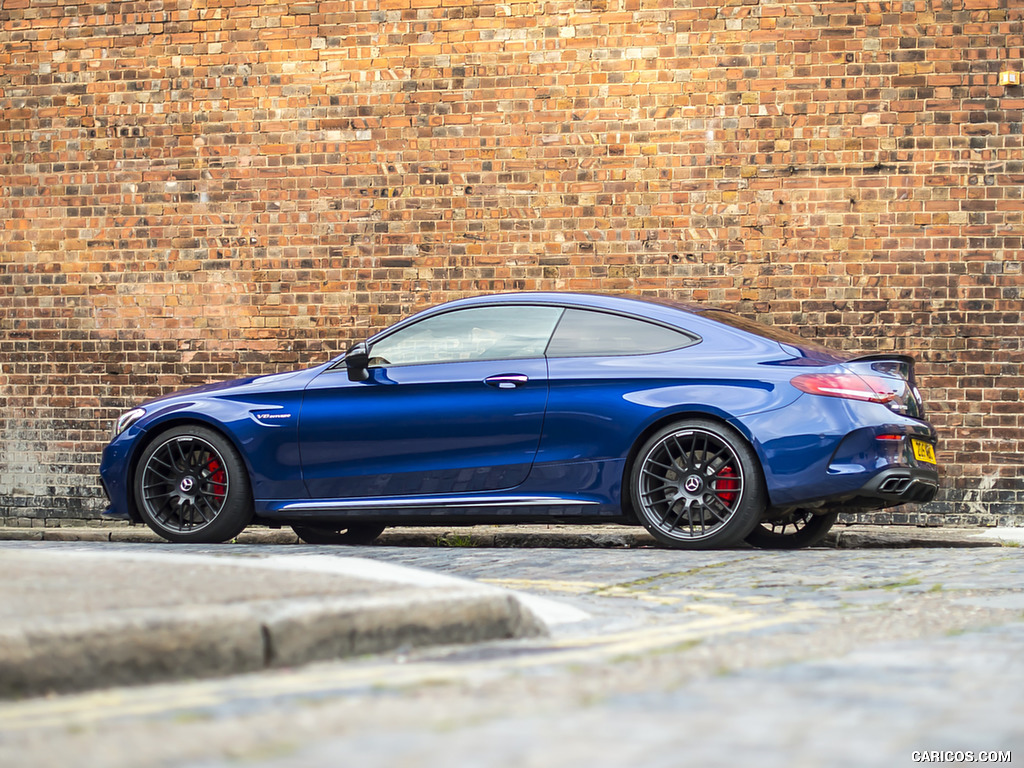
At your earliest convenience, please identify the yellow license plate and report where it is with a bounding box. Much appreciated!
[912,439,936,465]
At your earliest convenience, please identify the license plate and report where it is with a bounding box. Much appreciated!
[912,439,936,465]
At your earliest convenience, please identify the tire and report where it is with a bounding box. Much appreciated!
[291,524,386,545]
[745,510,838,549]
[133,425,253,543]
[629,419,766,549]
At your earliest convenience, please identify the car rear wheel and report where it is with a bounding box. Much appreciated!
[745,510,838,549]
[630,419,765,549]
[134,425,253,543]
[291,524,386,545]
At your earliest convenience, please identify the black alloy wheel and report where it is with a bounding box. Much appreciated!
[134,425,253,543]
[291,524,386,545]
[630,419,765,549]
[745,509,839,549]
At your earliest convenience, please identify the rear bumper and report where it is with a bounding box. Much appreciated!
[841,465,939,508]
[865,467,940,503]
[742,395,940,513]
[821,425,939,509]
[764,462,940,514]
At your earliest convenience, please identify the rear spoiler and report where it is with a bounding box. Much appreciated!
[846,353,917,383]
[848,353,916,366]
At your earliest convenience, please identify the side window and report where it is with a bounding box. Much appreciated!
[369,306,564,367]
[546,309,695,358]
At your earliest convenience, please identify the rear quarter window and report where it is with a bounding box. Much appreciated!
[546,309,697,358]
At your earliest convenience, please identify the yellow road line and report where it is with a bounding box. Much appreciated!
[480,578,607,594]
[483,578,791,609]
[483,578,790,606]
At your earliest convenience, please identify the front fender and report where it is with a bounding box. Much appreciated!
[112,393,307,507]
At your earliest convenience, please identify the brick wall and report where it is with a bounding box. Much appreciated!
[1,0,1022,526]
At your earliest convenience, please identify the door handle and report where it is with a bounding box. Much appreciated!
[484,374,529,389]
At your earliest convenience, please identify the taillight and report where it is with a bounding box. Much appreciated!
[791,373,896,404]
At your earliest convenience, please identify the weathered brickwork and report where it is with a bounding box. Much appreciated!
[1,0,1022,525]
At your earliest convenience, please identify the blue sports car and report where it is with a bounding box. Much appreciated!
[100,293,939,549]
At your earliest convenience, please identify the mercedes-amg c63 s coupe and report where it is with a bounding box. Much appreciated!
[100,292,939,549]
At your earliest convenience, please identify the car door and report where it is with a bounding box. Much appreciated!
[299,305,564,499]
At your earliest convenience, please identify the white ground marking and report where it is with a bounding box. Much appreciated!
[973,527,1024,545]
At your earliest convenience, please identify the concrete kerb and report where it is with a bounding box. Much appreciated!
[0,550,546,700]
[0,591,542,700]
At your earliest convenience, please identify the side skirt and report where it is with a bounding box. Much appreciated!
[256,493,623,525]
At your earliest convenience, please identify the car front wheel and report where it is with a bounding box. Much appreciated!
[134,425,253,543]
[630,419,765,549]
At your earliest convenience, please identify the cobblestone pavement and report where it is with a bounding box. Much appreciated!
[1,541,1022,767]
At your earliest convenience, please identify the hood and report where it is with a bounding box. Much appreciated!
[138,368,312,408]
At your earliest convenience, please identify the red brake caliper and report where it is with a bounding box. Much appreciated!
[207,458,227,502]
[716,466,738,506]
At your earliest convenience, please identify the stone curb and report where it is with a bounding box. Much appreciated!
[828,529,1004,549]
[0,588,543,700]
[0,525,1009,549]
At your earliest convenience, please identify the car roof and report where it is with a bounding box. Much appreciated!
[374,291,716,336]
[361,292,706,346]
[424,292,704,318]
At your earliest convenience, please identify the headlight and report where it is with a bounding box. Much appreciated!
[113,408,146,438]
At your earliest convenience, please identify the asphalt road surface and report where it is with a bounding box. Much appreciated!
[1,541,1022,768]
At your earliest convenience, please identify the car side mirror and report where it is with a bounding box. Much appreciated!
[345,342,370,382]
